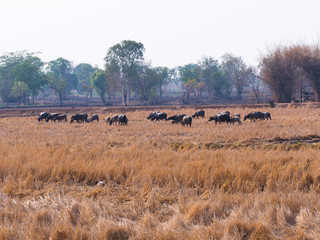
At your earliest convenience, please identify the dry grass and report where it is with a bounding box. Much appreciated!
[0,106,320,239]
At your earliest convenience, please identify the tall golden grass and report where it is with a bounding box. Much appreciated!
[0,106,320,239]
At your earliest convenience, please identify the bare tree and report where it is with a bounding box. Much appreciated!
[300,45,320,101]
[247,67,262,103]
[259,46,304,103]
[221,53,248,100]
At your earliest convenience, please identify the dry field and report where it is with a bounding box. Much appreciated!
[0,105,320,239]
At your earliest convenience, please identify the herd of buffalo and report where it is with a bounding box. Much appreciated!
[37,110,271,127]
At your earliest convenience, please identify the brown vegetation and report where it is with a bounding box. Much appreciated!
[0,105,320,239]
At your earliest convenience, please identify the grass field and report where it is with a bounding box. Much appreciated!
[0,105,320,239]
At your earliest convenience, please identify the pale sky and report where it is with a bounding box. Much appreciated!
[1,0,320,69]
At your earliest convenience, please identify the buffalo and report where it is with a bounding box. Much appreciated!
[167,114,186,124]
[38,112,49,122]
[147,111,167,121]
[208,112,230,124]
[118,114,128,125]
[53,114,67,122]
[147,111,159,120]
[243,112,265,122]
[152,112,167,121]
[230,116,242,125]
[70,113,88,123]
[192,110,205,119]
[105,114,128,125]
[46,113,59,122]
[105,115,119,125]
[263,112,272,120]
[181,116,192,127]
[87,114,99,122]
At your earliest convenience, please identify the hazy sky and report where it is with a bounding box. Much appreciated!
[1,0,320,68]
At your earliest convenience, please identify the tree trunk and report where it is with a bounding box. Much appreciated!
[237,88,242,100]
[100,93,105,105]
[58,91,63,106]
[123,88,128,106]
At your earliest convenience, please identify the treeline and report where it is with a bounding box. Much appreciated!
[1,41,320,107]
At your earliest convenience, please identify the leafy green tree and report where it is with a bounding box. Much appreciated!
[91,69,108,105]
[0,77,13,107]
[74,63,96,97]
[13,57,47,104]
[199,57,230,99]
[46,72,66,106]
[46,58,77,105]
[0,51,35,105]
[179,64,200,83]
[132,64,158,102]
[11,81,29,105]
[105,40,145,106]
[179,64,202,103]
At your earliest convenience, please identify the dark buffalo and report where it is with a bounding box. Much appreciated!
[208,112,230,124]
[38,112,49,122]
[263,112,272,120]
[151,112,167,121]
[181,116,192,127]
[119,114,128,125]
[87,114,99,122]
[220,111,230,116]
[105,114,127,125]
[243,112,265,122]
[192,110,205,119]
[70,113,88,123]
[54,114,67,122]
[167,114,186,124]
[105,115,119,125]
[46,113,59,122]
[147,111,159,120]
[230,116,242,125]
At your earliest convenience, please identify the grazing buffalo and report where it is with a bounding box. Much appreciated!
[147,111,159,120]
[53,114,67,122]
[118,114,128,125]
[151,112,167,121]
[192,110,205,119]
[263,112,272,120]
[38,112,49,122]
[70,113,88,123]
[147,111,167,121]
[243,112,265,122]
[105,114,128,125]
[87,114,99,122]
[105,115,119,125]
[105,116,111,124]
[181,116,192,127]
[46,113,59,122]
[167,114,186,124]
[208,112,230,124]
[230,116,242,125]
